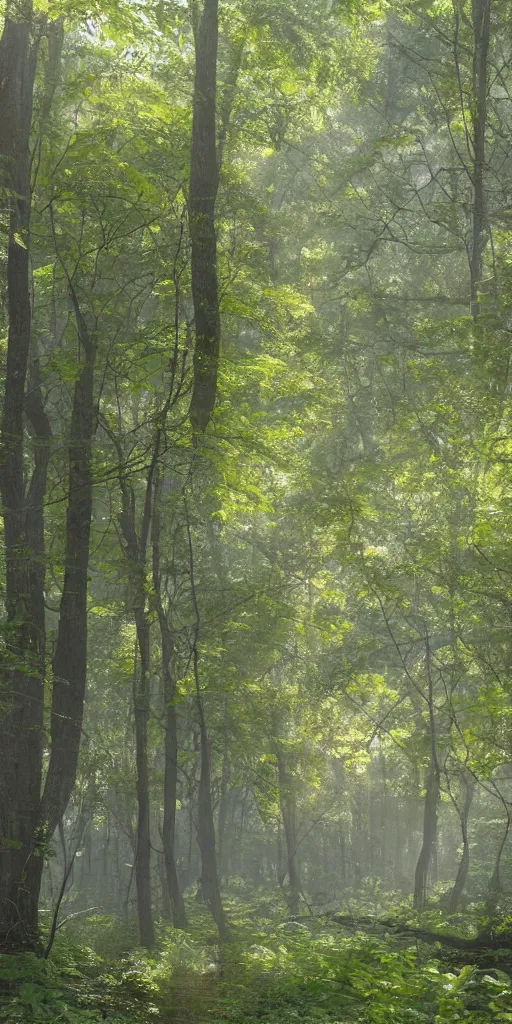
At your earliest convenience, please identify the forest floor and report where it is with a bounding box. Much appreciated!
[1,890,512,1023]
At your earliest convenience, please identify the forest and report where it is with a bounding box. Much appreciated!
[1,0,512,1021]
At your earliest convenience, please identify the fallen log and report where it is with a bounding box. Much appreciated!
[330,914,511,951]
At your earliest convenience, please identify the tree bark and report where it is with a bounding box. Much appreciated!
[0,9,96,949]
[469,0,491,316]
[276,748,301,917]
[447,771,475,912]
[413,767,440,911]
[351,789,363,888]
[217,699,230,883]
[116,472,155,949]
[133,607,155,948]
[185,500,227,940]
[413,639,441,911]
[488,804,511,898]
[188,0,221,433]
[151,478,188,929]
[40,291,97,837]
[195,691,228,940]
[0,6,45,951]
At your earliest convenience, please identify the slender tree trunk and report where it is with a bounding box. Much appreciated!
[108,271,187,940]
[114,464,156,948]
[152,479,188,929]
[394,801,403,889]
[379,755,388,880]
[132,609,155,948]
[469,0,491,316]
[159,850,172,921]
[217,698,230,883]
[160,639,188,927]
[188,0,221,432]
[339,828,347,886]
[488,804,511,898]
[447,771,475,912]
[351,789,363,889]
[414,640,441,911]
[195,695,228,939]
[277,822,286,892]
[40,292,97,836]
[276,748,300,917]
[414,767,440,910]
[186,501,227,939]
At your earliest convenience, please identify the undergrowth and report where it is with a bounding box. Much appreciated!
[2,893,512,1023]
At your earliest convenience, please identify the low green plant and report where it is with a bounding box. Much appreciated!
[0,940,159,1023]
[3,898,512,1024]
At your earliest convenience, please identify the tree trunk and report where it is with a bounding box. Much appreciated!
[186,501,227,940]
[152,480,188,929]
[488,805,511,898]
[469,0,491,316]
[188,0,221,432]
[414,640,441,911]
[0,7,44,951]
[276,748,300,917]
[114,460,156,948]
[217,698,230,883]
[132,608,154,947]
[351,789,363,889]
[413,767,440,910]
[195,695,228,940]
[0,9,96,949]
[158,850,172,921]
[40,292,97,837]
[447,771,475,912]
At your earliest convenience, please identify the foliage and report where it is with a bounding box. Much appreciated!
[0,941,158,1023]
[4,905,512,1024]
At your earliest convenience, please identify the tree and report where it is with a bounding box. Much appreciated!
[188,0,221,433]
[0,1,44,950]
[0,5,97,949]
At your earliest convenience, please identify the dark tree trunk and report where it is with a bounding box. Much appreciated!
[152,480,188,929]
[469,0,491,316]
[107,318,187,942]
[447,771,475,912]
[488,805,511,898]
[40,293,96,837]
[118,503,155,946]
[277,748,300,917]
[186,501,227,940]
[277,822,286,892]
[0,7,44,951]
[161,640,188,928]
[414,640,441,911]
[112,428,163,948]
[0,10,96,949]
[196,693,228,940]
[158,851,172,921]
[413,767,440,910]
[188,0,221,433]
[132,606,155,948]
[351,790,363,889]
[217,699,230,883]
[393,800,404,889]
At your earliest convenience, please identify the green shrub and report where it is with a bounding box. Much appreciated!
[3,898,512,1024]
[0,941,159,1024]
